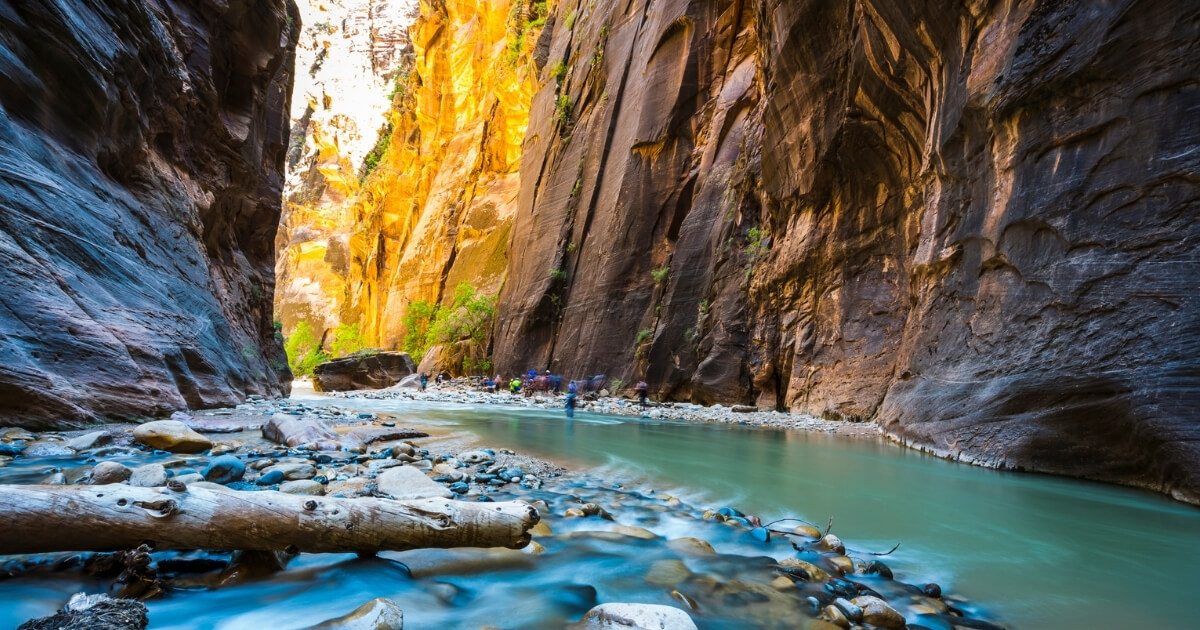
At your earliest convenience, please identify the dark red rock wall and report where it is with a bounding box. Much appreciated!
[496,0,1200,502]
[0,0,298,427]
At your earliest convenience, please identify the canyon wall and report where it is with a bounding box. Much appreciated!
[276,0,548,352]
[0,0,297,427]
[494,0,1200,502]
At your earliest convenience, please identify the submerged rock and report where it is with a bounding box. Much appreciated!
[17,592,148,630]
[304,597,403,630]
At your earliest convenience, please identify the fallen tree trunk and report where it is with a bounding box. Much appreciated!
[0,484,539,555]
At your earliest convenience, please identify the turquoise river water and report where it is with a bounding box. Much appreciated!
[2,392,1197,629]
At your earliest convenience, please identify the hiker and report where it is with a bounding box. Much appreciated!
[635,380,649,409]
[565,382,578,419]
[494,374,502,393]
[419,373,428,392]
[435,373,443,386]
[509,377,521,394]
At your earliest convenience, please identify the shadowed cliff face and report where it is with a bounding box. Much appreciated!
[495,0,1200,502]
[0,0,298,427]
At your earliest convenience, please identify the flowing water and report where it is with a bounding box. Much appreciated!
[2,392,1198,629]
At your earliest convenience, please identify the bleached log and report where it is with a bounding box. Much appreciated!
[0,484,538,555]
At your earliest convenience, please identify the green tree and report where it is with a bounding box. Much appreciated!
[402,300,436,364]
[329,322,367,358]
[427,283,498,347]
[284,320,331,376]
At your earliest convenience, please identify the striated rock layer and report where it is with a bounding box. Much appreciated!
[494,0,1200,502]
[276,0,547,360]
[0,0,298,427]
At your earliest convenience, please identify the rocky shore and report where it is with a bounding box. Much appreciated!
[0,392,1001,630]
[327,377,884,439]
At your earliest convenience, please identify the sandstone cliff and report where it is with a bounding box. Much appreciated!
[494,0,1200,502]
[276,0,547,354]
[0,0,297,427]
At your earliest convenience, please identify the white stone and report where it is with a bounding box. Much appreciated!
[375,465,452,500]
[572,603,697,629]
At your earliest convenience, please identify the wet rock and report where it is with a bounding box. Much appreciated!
[279,480,325,496]
[44,472,67,485]
[645,560,691,588]
[819,534,845,554]
[376,466,452,500]
[529,521,554,537]
[865,560,893,579]
[432,463,464,482]
[571,603,697,630]
[17,592,148,630]
[129,464,168,487]
[447,481,469,495]
[792,525,822,538]
[667,538,716,556]
[312,352,416,392]
[922,583,942,598]
[851,595,905,630]
[132,422,211,454]
[832,598,863,622]
[202,455,246,484]
[174,473,205,484]
[731,405,758,413]
[256,470,285,485]
[66,431,111,451]
[827,556,854,575]
[612,525,657,540]
[263,417,339,449]
[458,450,492,465]
[776,558,831,582]
[326,477,372,497]
[261,462,316,481]
[89,461,132,485]
[821,604,851,629]
[0,442,26,456]
[24,441,76,458]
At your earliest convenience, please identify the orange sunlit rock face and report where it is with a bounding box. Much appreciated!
[276,0,549,351]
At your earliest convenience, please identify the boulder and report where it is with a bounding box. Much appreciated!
[416,341,485,379]
[131,421,211,454]
[304,597,403,630]
[313,352,416,392]
[263,416,339,448]
[89,462,132,485]
[571,604,697,630]
[375,466,452,500]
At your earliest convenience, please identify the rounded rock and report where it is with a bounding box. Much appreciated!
[202,455,246,484]
[89,461,132,485]
[132,421,212,454]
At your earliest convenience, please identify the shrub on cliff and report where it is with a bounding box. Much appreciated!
[284,321,331,377]
[402,284,497,368]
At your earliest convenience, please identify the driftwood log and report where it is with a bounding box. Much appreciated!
[0,484,539,555]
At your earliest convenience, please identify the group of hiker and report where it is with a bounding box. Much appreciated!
[470,370,652,418]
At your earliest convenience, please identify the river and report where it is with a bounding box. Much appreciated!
[2,391,1197,629]
[291,392,1200,629]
